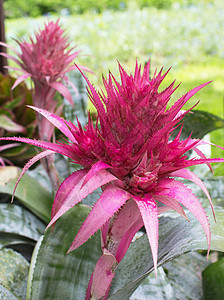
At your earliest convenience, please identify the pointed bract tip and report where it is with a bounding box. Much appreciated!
[206,246,211,261]
[11,195,14,204]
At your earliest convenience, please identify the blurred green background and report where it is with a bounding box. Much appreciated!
[3,0,224,172]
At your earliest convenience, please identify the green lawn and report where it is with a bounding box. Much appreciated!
[5,2,224,172]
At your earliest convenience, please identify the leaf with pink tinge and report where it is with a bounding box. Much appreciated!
[0,114,26,133]
[49,81,73,107]
[89,249,117,300]
[107,199,143,263]
[193,146,213,173]
[167,82,211,119]
[157,206,172,214]
[63,50,81,65]
[4,65,24,72]
[68,185,131,252]
[0,137,75,160]
[0,41,18,53]
[27,105,76,142]
[109,199,140,242]
[101,221,110,249]
[51,168,88,218]
[170,168,215,220]
[156,178,211,257]
[0,52,23,68]
[153,194,189,221]
[0,157,5,166]
[197,140,224,157]
[48,169,119,228]
[133,194,159,276]
[81,161,112,188]
[11,73,31,89]
[115,215,143,263]
[76,64,94,74]
[64,64,93,75]
[66,79,78,95]
[0,143,21,152]
[181,157,224,169]
[12,149,55,202]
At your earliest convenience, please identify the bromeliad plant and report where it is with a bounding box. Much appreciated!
[0,20,83,127]
[0,19,90,114]
[0,19,91,190]
[1,60,224,299]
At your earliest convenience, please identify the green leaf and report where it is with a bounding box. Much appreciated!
[202,257,224,300]
[131,252,208,300]
[0,248,29,299]
[130,267,175,300]
[0,166,53,223]
[109,207,224,299]
[27,204,101,300]
[3,95,23,110]
[0,114,26,133]
[0,203,45,248]
[0,284,20,300]
[163,252,208,299]
[63,70,88,126]
[174,110,224,140]
[182,176,224,207]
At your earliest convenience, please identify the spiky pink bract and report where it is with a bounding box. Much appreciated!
[1,60,224,299]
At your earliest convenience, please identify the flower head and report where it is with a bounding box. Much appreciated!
[18,20,74,82]
[0,19,91,108]
[1,60,224,299]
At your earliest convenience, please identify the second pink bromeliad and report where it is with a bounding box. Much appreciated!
[0,19,90,141]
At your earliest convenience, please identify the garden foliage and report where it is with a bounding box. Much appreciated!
[0,8,224,300]
[3,0,220,18]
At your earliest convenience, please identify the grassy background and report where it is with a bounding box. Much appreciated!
[4,1,224,172]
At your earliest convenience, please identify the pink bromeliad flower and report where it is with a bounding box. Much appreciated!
[1,61,224,299]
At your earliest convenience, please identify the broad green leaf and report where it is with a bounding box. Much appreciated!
[109,207,224,299]
[163,252,208,300]
[130,267,175,300]
[0,114,25,133]
[131,252,208,300]
[178,110,224,140]
[0,238,32,249]
[202,257,224,300]
[0,284,20,300]
[182,176,224,207]
[27,204,101,300]
[25,163,52,192]
[0,203,46,248]
[0,166,52,223]
[0,248,29,299]
[63,70,88,126]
